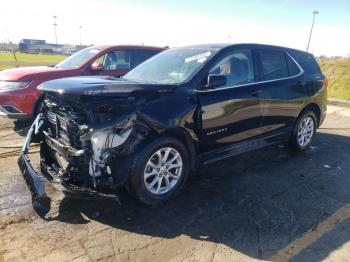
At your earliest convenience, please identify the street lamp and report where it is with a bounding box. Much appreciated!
[306,10,319,52]
[79,25,82,45]
[53,15,58,45]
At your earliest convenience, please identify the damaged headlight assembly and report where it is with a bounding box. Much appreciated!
[77,113,137,182]
[88,126,133,181]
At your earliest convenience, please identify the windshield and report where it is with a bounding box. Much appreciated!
[123,48,218,84]
[55,46,103,69]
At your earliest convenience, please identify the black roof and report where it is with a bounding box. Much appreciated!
[178,43,230,49]
[174,43,310,55]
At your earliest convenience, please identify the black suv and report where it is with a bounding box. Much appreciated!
[19,44,327,216]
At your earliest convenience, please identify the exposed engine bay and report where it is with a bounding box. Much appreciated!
[40,93,151,192]
[18,92,155,217]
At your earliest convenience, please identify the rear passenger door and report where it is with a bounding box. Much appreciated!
[254,48,306,135]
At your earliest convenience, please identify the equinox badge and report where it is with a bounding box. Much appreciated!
[206,128,228,136]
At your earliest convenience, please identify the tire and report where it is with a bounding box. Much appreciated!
[290,110,317,151]
[127,136,190,205]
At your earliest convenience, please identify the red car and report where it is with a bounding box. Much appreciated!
[0,45,165,119]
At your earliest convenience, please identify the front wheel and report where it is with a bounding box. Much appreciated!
[290,110,317,151]
[127,136,190,205]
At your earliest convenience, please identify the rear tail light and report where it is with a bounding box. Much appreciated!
[323,77,328,88]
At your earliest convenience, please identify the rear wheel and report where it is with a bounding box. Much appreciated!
[127,136,189,205]
[290,110,317,151]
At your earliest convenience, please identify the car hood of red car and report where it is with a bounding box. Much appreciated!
[0,66,70,81]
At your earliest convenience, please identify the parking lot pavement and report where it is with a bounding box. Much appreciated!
[1,105,350,262]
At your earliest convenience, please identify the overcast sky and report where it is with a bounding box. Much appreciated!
[0,0,349,56]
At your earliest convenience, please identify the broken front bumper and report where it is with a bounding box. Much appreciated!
[17,114,119,218]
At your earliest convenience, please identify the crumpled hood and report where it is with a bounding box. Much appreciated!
[38,76,176,97]
[0,66,65,81]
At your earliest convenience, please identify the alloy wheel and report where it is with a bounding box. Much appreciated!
[297,116,315,147]
[143,147,183,195]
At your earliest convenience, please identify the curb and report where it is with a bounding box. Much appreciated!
[327,99,350,108]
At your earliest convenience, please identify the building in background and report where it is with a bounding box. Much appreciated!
[19,39,61,54]
[0,42,19,51]
[18,39,88,55]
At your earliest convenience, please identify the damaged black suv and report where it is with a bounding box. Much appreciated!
[18,44,327,216]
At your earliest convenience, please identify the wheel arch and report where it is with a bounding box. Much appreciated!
[160,127,198,173]
[300,103,321,127]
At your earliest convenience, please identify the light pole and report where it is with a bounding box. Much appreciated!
[306,10,318,52]
[53,15,58,45]
[79,25,82,45]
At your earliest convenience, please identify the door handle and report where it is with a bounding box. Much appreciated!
[251,89,262,96]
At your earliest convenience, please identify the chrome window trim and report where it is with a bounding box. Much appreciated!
[194,52,304,93]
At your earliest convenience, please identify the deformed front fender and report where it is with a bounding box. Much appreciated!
[124,91,201,172]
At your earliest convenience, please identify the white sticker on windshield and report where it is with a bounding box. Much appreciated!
[185,51,211,63]
[89,49,100,54]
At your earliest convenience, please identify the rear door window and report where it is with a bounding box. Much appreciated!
[131,49,161,69]
[258,50,289,81]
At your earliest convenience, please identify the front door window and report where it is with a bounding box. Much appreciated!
[209,49,254,87]
[103,50,130,70]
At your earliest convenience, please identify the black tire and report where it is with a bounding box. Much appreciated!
[127,136,190,205]
[290,110,317,152]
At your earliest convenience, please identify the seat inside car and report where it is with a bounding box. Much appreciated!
[220,56,250,86]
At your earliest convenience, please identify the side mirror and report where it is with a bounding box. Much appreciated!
[206,74,227,89]
[91,62,104,71]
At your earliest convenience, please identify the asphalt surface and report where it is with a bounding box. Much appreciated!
[1,105,350,262]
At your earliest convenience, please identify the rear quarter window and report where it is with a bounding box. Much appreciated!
[286,55,301,76]
[290,51,321,75]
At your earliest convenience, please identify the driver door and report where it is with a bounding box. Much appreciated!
[198,48,264,152]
